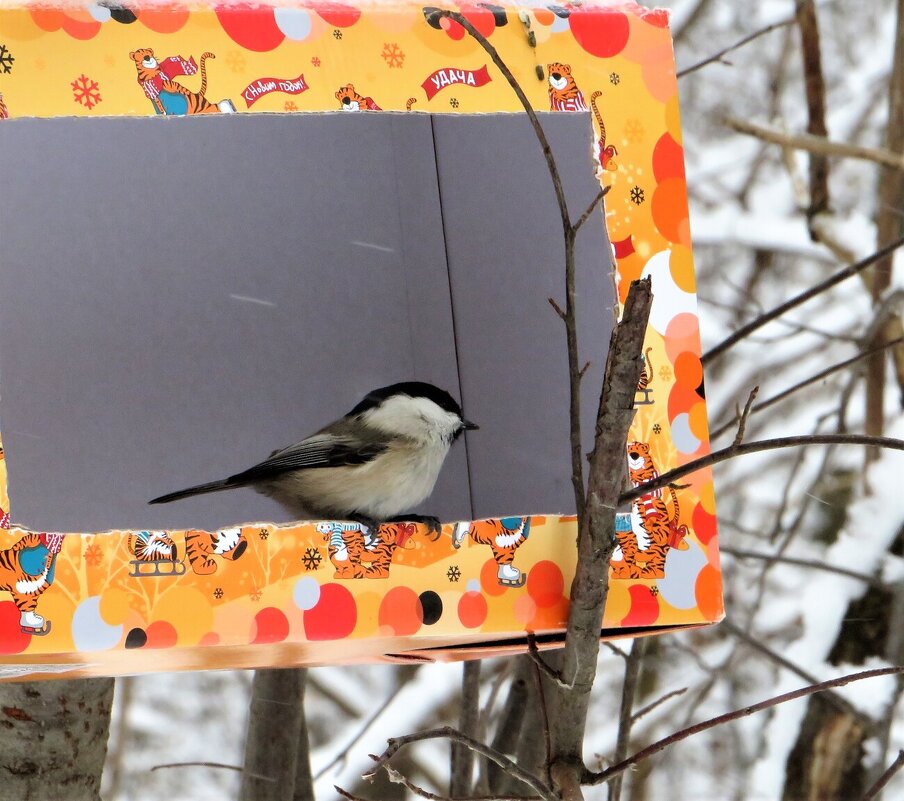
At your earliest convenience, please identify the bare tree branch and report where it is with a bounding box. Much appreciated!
[721,546,885,588]
[630,687,688,726]
[618,433,904,505]
[313,679,408,781]
[867,0,904,458]
[451,661,482,797]
[731,386,759,449]
[385,762,542,801]
[573,186,610,233]
[709,336,904,440]
[239,668,305,801]
[721,619,871,724]
[725,118,904,171]
[702,236,904,365]
[677,17,795,78]
[363,726,557,801]
[860,750,904,801]
[152,761,260,777]
[525,633,571,685]
[548,278,653,801]
[795,0,830,223]
[583,666,904,786]
[608,638,647,801]
[430,8,599,517]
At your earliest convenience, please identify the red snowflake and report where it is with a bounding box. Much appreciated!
[284,101,298,112]
[84,544,103,567]
[311,56,321,67]
[71,74,101,110]
[381,43,404,68]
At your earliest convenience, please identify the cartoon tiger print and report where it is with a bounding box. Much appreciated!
[130,48,226,116]
[637,347,653,392]
[317,521,426,579]
[128,530,178,562]
[591,90,618,172]
[452,517,530,586]
[547,63,588,112]
[611,443,689,580]
[0,532,65,633]
[184,526,248,575]
[336,84,382,111]
[0,93,8,120]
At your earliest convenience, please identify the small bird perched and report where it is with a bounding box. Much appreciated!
[149,381,477,532]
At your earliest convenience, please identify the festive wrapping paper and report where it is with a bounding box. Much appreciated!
[0,0,722,679]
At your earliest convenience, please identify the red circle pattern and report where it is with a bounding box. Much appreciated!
[304,583,356,640]
[569,9,631,58]
[378,586,423,636]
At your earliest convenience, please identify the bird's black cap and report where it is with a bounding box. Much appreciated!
[347,381,466,420]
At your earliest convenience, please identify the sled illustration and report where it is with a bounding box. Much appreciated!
[129,558,187,578]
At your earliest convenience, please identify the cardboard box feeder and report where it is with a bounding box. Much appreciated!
[0,0,723,680]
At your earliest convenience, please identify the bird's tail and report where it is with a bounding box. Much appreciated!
[149,478,241,505]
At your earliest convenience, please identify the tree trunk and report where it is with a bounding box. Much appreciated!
[239,668,307,801]
[0,678,113,801]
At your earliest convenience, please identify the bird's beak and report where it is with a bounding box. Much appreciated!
[463,420,479,431]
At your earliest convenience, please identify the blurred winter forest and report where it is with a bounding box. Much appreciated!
[16,0,904,799]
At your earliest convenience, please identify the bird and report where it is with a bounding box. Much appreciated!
[149,381,478,533]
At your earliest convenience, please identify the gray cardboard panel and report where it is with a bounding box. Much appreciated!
[0,114,466,531]
[0,112,611,534]
[432,113,615,518]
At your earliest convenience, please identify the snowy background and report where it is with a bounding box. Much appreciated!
[87,0,904,799]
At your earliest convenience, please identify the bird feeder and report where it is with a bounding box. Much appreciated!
[0,0,722,679]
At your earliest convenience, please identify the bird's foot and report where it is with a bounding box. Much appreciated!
[349,514,380,535]
[385,514,443,538]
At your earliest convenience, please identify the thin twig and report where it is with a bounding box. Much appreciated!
[573,186,611,232]
[583,666,904,786]
[603,642,629,660]
[677,17,795,78]
[384,763,542,801]
[702,236,904,364]
[630,687,688,726]
[732,386,759,449]
[726,117,904,171]
[152,761,272,780]
[431,8,588,517]
[314,680,408,780]
[364,727,556,801]
[526,633,569,688]
[548,297,566,321]
[721,546,885,589]
[860,750,904,801]
[709,336,904,439]
[426,12,570,235]
[618,433,904,505]
[335,786,370,801]
[720,619,870,724]
[529,651,554,788]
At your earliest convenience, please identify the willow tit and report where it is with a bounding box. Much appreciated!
[149,381,478,531]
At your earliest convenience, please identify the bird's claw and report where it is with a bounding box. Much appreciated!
[385,514,442,538]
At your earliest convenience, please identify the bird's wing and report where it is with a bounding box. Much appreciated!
[229,434,387,483]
